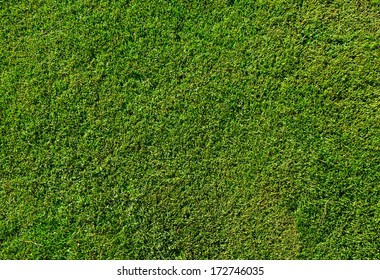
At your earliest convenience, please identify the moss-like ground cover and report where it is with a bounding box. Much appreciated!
[1,0,379,259]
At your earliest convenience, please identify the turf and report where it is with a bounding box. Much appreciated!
[0,0,379,259]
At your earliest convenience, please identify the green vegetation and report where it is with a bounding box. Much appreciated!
[1,0,379,259]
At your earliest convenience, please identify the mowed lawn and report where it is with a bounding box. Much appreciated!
[1,0,379,259]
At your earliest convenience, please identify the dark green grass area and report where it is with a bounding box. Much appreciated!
[1,0,379,259]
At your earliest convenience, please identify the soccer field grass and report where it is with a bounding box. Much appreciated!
[1,0,379,259]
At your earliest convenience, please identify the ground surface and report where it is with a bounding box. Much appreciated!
[1,0,379,259]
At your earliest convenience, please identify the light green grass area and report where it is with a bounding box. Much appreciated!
[1,0,379,259]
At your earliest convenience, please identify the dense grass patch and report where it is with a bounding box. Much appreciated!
[1,0,379,259]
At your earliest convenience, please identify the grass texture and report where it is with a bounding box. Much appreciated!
[1,0,379,259]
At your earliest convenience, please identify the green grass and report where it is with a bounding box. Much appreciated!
[1,0,379,259]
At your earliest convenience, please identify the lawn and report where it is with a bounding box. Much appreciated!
[0,0,379,259]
